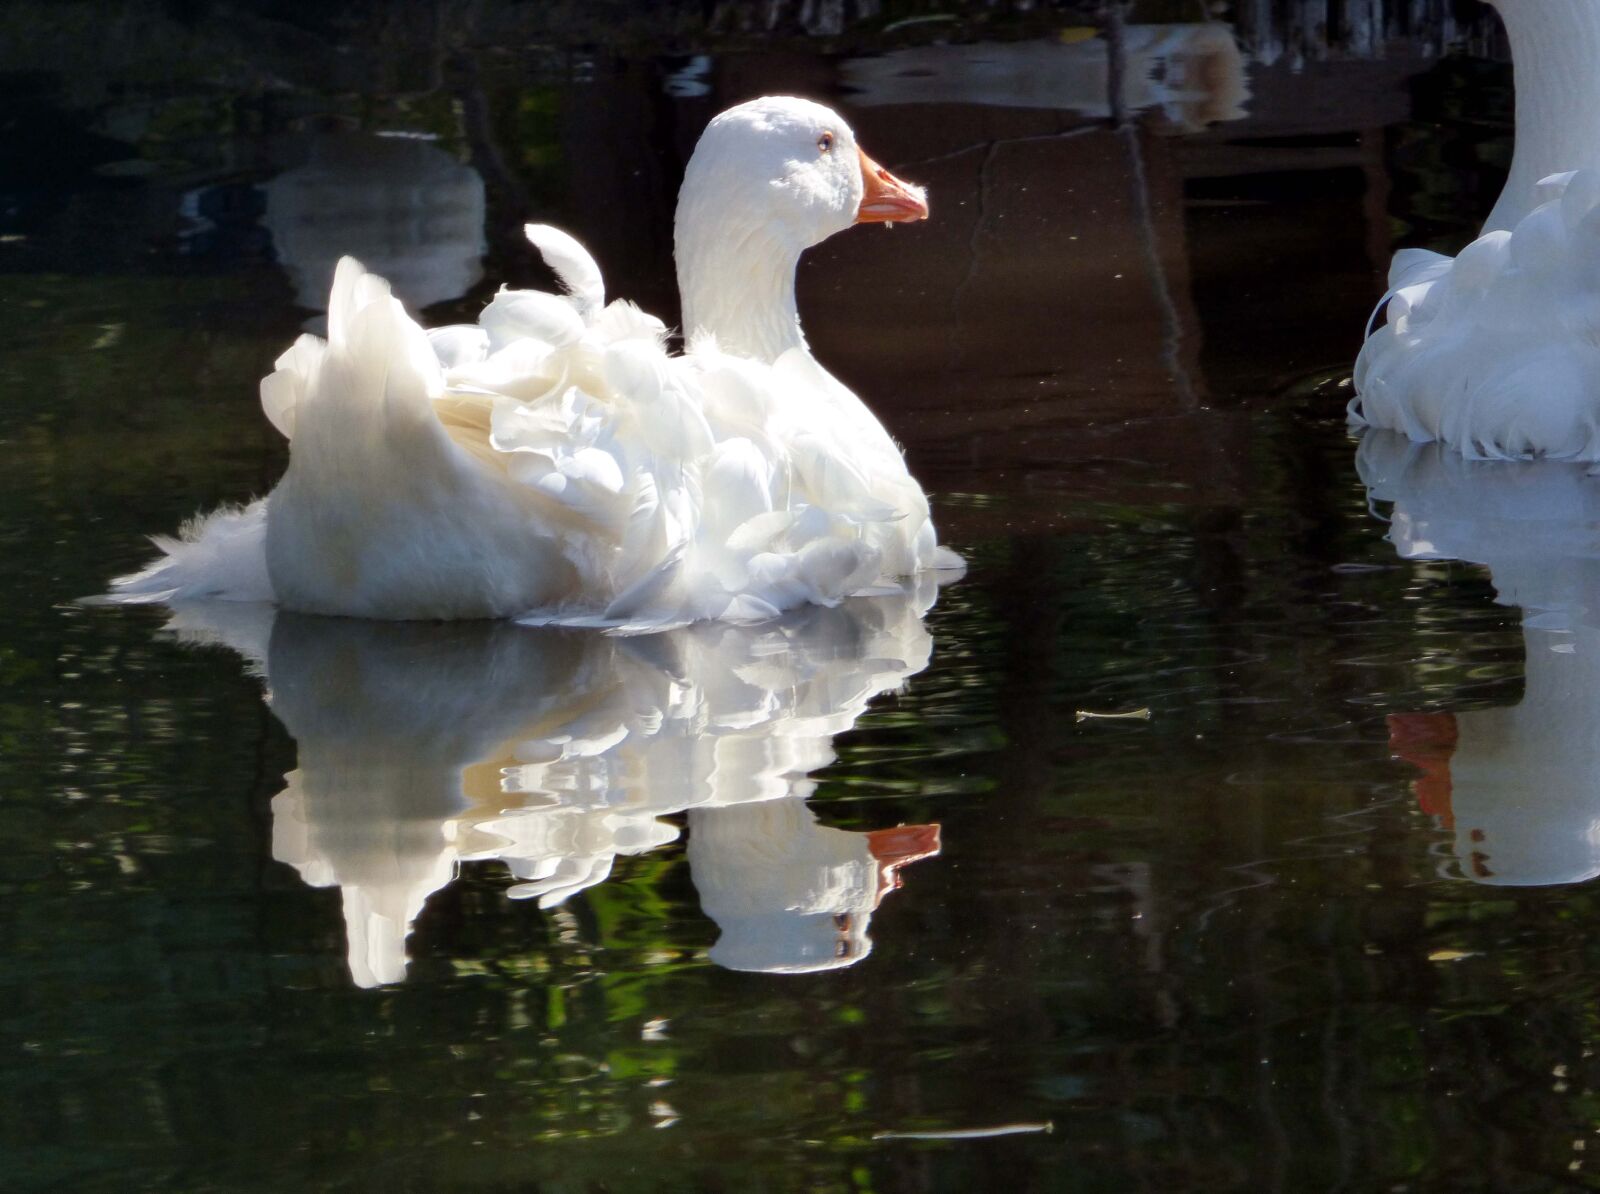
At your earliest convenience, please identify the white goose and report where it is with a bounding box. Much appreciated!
[1351,0,1600,461]
[109,97,958,628]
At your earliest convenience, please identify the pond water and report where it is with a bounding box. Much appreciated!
[8,8,1599,1192]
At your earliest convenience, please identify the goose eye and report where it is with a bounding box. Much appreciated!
[817,132,834,155]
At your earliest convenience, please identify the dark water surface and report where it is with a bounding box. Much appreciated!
[9,9,1598,1192]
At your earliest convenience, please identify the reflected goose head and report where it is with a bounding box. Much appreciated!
[689,802,941,975]
[675,96,927,362]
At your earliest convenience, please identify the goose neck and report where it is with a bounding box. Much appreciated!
[1486,0,1600,232]
[675,209,808,364]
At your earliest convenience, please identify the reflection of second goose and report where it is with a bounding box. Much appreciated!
[1360,431,1600,885]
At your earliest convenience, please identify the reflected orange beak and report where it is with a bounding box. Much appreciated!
[866,822,942,905]
[1387,712,1458,827]
[856,147,929,223]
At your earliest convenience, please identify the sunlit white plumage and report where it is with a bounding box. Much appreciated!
[1351,0,1600,462]
[108,97,956,627]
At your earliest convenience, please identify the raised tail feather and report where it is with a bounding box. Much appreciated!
[523,223,605,320]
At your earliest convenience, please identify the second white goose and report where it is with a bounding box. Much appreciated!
[1352,0,1600,462]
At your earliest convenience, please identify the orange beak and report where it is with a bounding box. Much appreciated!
[856,147,929,223]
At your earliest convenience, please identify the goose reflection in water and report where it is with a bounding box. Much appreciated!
[262,132,486,315]
[1360,431,1600,886]
[840,21,1248,131]
[164,581,943,986]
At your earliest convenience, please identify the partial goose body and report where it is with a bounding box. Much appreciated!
[107,97,957,628]
[1351,1,1600,462]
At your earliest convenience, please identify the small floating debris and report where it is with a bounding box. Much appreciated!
[873,1122,1054,1142]
[1075,708,1152,723]
[649,1100,679,1129]
[1427,948,1479,963]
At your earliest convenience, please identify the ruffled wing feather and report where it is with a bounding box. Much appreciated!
[1354,170,1600,462]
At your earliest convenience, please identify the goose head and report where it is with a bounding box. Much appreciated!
[675,95,928,363]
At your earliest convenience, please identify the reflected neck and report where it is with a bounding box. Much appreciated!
[675,206,808,364]
[1485,0,1600,232]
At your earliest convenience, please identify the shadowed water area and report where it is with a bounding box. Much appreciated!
[8,1,1597,1190]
